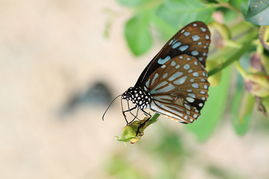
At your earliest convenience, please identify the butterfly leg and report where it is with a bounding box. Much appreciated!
[127,100,141,121]
[136,109,152,136]
[128,107,140,124]
[122,105,138,124]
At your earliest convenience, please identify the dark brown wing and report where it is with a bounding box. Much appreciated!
[144,54,210,123]
[135,21,211,87]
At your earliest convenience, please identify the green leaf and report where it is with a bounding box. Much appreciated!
[186,67,231,142]
[124,13,153,56]
[155,0,215,28]
[117,0,149,7]
[229,0,249,15]
[231,75,254,136]
[246,0,269,25]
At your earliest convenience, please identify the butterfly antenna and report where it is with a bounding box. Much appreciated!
[102,94,122,121]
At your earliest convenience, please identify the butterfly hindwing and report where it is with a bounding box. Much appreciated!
[145,54,209,123]
[135,21,211,87]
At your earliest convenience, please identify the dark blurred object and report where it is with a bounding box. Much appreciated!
[59,81,113,116]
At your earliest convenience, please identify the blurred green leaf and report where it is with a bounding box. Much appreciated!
[217,0,230,3]
[105,154,149,179]
[156,0,215,28]
[231,75,254,136]
[117,0,149,7]
[187,67,231,142]
[124,13,153,56]
[245,0,269,25]
[229,0,249,15]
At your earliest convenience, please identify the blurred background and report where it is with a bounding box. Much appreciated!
[0,0,269,178]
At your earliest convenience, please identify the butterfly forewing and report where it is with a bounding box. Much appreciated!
[145,54,209,123]
[135,21,211,87]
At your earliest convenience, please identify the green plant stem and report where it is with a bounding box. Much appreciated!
[208,43,254,76]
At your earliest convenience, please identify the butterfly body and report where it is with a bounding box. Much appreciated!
[104,21,211,124]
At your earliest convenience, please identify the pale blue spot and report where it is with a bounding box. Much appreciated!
[186,97,194,103]
[204,84,208,89]
[203,52,207,56]
[170,61,176,66]
[151,73,159,85]
[184,31,190,36]
[199,57,203,61]
[174,76,187,85]
[151,84,175,94]
[200,90,206,94]
[194,61,198,65]
[168,72,183,81]
[191,50,199,56]
[161,65,166,68]
[172,42,181,49]
[200,27,206,32]
[201,79,206,82]
[205,35,210,39]
[175,65,180,69]
[187,89,192,92]
[153,81,168,91]
[193,23,197,27]
[193,72,199,77]
[158,56,171,64]
[203,46,207,49]
[193,114,198,118]
[163,73,168,79]
[187,57,191,60]
[198,42,202,45]
[201,97,206,100]
[199,103,203,107]
[179,45,189,51]
[192,83,199,88]
[190,78,194,82]
[188,93,196,98]
[184,64,190,70]
[192,35,200,41]
[188,69,193,73]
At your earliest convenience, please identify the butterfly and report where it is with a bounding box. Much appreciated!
[103,21,211,125]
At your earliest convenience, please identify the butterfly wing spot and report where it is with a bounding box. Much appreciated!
[192,83,199,88]
[171,61,177,66]
[204,84,208,89]
[168,72,183,81]
[179,45,189,51]
[179,56,183,59]
[192,35,200,41]
[200,27,207,32]
[158,56,171,65]
[175,65,180,69]
[161,65,166,68]
[151,73,159,85]
[172,42,182,49]
[184,31,190,36]
[191,50,199,56]
[200,90,206,94]
[199,103,203,107]
[173,76,187,85]
[193,23,197,27]
[188,69,193,73]
[186,97,195,103]
[205,35,210,39]
[193,72,199,77]
[188,93,196,98]
[198,42,202,45]
[184,64,190,70]
[163,72,168,79]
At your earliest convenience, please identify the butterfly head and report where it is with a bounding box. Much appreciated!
[122,87,151,109]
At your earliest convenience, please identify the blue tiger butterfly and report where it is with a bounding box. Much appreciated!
[103,21,211,124]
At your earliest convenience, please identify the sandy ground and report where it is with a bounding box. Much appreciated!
[0,0,269,179]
